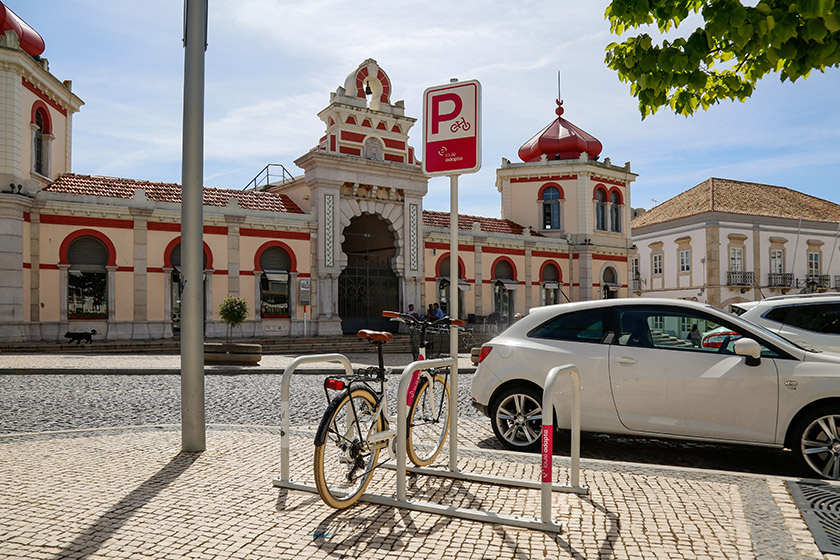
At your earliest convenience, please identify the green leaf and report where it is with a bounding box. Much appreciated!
[826,13,840,32]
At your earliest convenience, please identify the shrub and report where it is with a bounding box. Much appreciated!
[219,296,249,342]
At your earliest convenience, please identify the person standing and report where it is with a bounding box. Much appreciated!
[688,324,702,347]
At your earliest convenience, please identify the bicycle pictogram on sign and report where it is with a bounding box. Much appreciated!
[450,116,471,133]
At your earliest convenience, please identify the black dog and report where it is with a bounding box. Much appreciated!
[63,329,97,344]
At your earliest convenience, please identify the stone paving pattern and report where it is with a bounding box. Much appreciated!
[0,353,836,559]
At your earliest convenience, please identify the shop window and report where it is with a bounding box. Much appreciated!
[67,236,108,320]
[260,246,291,318]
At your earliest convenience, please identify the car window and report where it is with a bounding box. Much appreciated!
[615,306,782,358]
[529,308,605,343]
[763,306,791,324]
[783,303,840,334]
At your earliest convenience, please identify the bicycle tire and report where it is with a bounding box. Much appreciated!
[406,374,450,467]
[313,386,383,509]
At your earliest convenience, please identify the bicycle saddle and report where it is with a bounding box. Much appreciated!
[357,329,394,343]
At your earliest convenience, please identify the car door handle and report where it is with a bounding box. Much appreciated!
[614,357,637,365]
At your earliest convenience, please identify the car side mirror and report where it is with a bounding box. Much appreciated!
[734,338,761,366]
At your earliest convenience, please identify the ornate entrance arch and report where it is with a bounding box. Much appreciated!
[338,214,399,333]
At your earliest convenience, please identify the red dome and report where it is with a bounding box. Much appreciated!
[1,2,45,57]
[518,100,602,162]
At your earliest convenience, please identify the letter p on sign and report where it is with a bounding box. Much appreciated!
[422,80,481,176]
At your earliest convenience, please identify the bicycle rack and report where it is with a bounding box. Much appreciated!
[273,355,587,533]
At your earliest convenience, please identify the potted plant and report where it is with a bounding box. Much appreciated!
[205,296,262,365]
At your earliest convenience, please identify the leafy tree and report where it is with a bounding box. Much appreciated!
[604,0,840,118]
[219,296,249,343]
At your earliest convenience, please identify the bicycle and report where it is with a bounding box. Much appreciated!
[312,310,463,509]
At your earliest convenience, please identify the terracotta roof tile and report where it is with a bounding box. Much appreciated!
[422,210,542,236]
[44,173,304,214]
[631,178,840,229]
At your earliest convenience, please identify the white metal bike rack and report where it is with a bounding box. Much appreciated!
[273,355,587,533]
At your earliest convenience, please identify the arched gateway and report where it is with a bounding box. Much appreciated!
[338,214,399,333]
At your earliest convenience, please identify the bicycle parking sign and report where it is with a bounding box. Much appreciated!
[422,79,481,176]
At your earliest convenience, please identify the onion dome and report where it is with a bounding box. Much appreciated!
[0,2,45,57]
[518,99,602,162]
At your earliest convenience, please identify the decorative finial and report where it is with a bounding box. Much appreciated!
[556,70,564,116]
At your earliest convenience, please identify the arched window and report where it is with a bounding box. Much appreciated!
[260,246,291,318]
[609,190,622,232]
[67,236,108,320]
[33,107,49,177]
[595,188,607,231]
[541,186,562,230]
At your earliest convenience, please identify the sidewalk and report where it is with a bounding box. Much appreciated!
[0,423,830,560]
[0,352,477,375]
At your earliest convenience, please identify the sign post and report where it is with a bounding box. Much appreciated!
[423,79,481,471]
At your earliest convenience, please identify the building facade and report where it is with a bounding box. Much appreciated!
[0,11,636,343]
[631,178,840,311]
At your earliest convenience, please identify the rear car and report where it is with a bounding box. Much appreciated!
[732,293,840,353]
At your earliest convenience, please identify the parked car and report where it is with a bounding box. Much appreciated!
[470,298,840,480]
[731,293,840,353]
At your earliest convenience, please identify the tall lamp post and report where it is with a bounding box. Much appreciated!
[180,0,208,452]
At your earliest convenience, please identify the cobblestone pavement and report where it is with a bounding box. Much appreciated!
[0,425,828,560]
[0,353,837,559]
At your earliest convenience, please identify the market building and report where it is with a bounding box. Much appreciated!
[0,7,636,343]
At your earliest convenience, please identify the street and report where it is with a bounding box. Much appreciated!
[1,372,800,479]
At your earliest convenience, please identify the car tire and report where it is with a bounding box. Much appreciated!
[489,385,544,452]
[790,405,840,480]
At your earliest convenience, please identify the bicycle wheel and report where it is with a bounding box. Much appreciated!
[313,387,383,509]
[406,373,450,466]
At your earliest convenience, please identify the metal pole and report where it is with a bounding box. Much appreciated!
[449,173,459,471]
[180,0,208,452]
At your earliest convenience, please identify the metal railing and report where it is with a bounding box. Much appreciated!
[727,270,754,286]
[806,274,832,289]
[243,163,295,191]
[768,272,794,287]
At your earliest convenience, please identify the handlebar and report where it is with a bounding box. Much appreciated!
[382,310,464,328]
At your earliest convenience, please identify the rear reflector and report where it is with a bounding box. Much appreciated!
[477,345,493,364]
[325,379,345,391]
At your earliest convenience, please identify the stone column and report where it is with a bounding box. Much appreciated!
[226,215,245,297]
[130,208,152,338]
[106,265,117,339]
[524,238,534,311]
[163,268,174,338]
[58,264,69,338]
[0,196,31,341]
[204,269,214,336]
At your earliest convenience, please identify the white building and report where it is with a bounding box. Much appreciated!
[631,178,840,311]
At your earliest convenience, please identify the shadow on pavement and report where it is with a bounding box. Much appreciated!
[475,431,800,478]
[50,452,200,560]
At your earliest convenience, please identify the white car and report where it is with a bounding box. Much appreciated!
[470,298,840,480]
[732,293,840,353]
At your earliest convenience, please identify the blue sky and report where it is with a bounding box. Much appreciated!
[17,0,840,217]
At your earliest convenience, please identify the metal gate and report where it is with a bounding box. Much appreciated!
[338,215,399,334]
